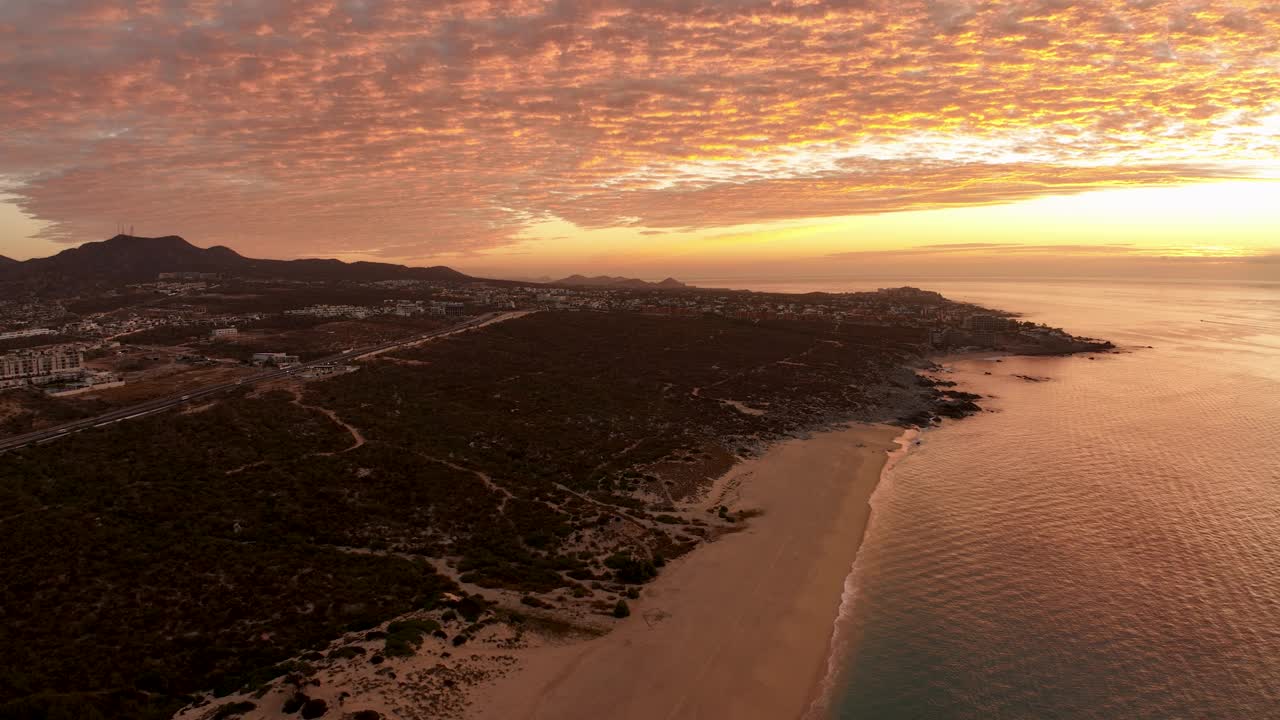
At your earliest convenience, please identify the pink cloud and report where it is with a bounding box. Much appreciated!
[0,0,1277,261]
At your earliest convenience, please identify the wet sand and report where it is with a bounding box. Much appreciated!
[469,423,906,720]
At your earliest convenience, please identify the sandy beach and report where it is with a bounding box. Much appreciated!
[469,423,905,720]
[175,423,907,720]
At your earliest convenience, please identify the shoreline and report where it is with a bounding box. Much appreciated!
[174,352,1041,720]
[466,423,905,720]
[176,348,1098,720]
[801,425,919,720]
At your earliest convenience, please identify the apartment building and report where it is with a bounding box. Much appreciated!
[0,346,85,388]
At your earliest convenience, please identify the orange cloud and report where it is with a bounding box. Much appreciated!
[0,0,1277,261]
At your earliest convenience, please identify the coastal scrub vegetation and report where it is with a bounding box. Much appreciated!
[0,392,455,719]
[0,311,959,718]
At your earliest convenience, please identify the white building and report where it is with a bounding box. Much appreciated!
[211,327,239,339]
[0,346,85,388]
[967,314,1010,334]
[0,328,57,341]
[429,301,466,316]
[251,352,300,367]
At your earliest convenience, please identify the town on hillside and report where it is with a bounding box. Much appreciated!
[0,236,1109,417]
[1,276,1107,402]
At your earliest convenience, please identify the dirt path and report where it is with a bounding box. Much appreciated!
[308,403,366,452]
[282,386,366,454]
[418,453,516,513]
[225,460,268,475]
[702,340,825,394]
[552,482,655,534]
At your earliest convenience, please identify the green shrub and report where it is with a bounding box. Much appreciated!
[606,555,657,584]
[384,637,415,658]
[300,697,328,719]
[383,618,441,657]
[388,619,440,636]
[213,701,257,719]
[453,596,487,622]
[328,646,366,660]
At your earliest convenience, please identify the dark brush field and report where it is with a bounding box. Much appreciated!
[0,311,954,719]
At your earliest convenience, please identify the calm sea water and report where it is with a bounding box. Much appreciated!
[701,278,1280,719]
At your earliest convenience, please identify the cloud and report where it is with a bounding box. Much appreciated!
[825,244,1280,263]
[825,242,1159,259]
[1,0,1278,261]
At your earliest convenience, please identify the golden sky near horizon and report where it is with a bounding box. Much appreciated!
[1,0,1278,274]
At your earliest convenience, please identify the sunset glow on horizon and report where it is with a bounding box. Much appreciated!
[2,0,1278,276]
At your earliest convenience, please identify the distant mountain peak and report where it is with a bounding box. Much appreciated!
[0,254,16,265]
[105,233,189,244]
[0,234,481,290]
[554,274,691,290]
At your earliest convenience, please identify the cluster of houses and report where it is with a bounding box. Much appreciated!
[284,299,467,320]
[1,276,1093,400]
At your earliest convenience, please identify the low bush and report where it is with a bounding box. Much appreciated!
[327,646,366,660]
[213,701,257,719]
[300,697,328,719]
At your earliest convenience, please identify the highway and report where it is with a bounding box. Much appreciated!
[0,311,518,454]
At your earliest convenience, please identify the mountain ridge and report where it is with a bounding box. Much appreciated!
[554,274,691,290]
[0,234,482,289]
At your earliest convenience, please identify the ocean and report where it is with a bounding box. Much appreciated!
[698,277,1280,719]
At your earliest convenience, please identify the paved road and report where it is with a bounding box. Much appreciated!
[0,311,517,454]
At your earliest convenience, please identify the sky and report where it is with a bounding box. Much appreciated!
[1,0,1278,280]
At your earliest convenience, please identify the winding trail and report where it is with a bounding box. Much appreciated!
[418,453,516,513]
[225,460,268,476]
[284,386,366,454]
[552,482,654,534]
[309,404,367,453]
[691,339,826,402]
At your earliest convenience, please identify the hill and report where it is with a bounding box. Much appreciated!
[555,274,690,290]
[0,255,15,265]
[0,235,479,291]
